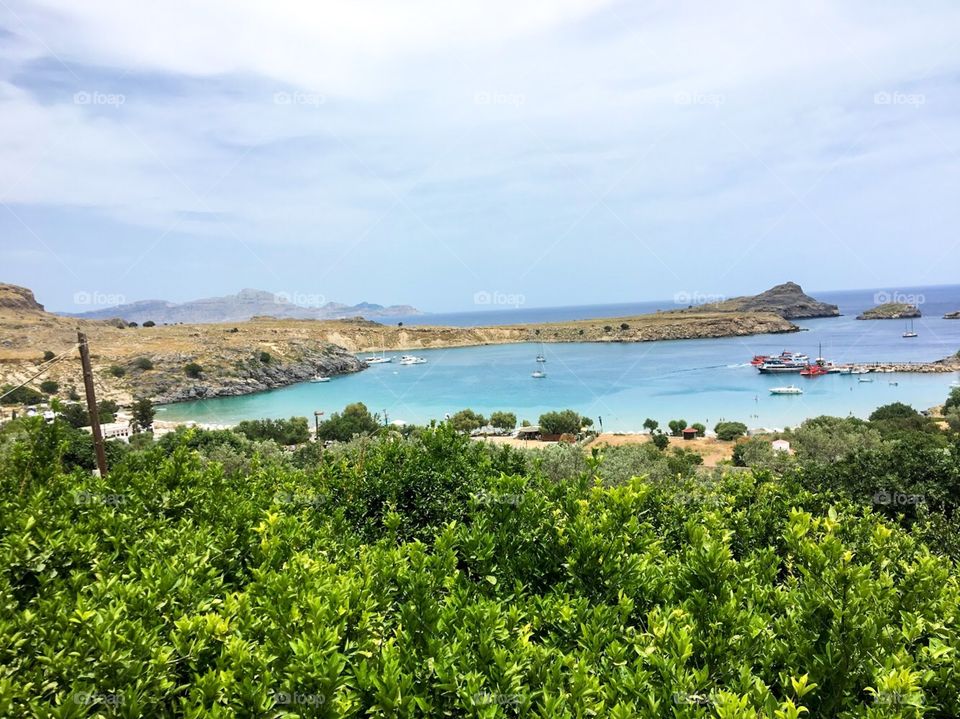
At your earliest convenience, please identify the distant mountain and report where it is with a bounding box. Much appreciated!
[61,288,421,324]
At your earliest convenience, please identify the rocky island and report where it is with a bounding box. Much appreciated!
[857,302,922,320]
[944,310,960,319]
[681,281,840,319]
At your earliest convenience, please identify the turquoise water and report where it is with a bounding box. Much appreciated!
[158,286,960,431]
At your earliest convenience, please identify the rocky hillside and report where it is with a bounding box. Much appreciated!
[695,282,840,319]
[0,284,45,313]
[857,302,922,319]
[62,288,421,324]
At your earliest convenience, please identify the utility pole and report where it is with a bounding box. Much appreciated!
[77,332,108,477]
[314,410,324,442]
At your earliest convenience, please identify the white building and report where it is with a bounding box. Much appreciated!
[772,439,791,453]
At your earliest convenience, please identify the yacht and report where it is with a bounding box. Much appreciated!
[398,355,427,365]
[902,319,918,338]
[365,356,392,364]
[532,355,547,378]
[770,385,803,395]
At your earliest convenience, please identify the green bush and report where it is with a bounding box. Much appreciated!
[39,380,59,395]
[42,350,55,361]
[142,320,156,327]
[0,384,44,405]
[538,409,589,435]
[449,408,486,433]
[109,365,126,378]
[317,402,380,442]
[715,421,748,441]
[133,357,154,371]
[2,420,959,716]
[184,362,203,378]
[258,351,272,364]
[489,411,517,431]
[234,416,310,445]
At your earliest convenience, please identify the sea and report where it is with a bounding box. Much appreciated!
[158,285,960,432]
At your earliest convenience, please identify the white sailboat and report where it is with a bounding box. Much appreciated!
[902,319,918,338]
[531,355,547,378]
[365,335,393,363]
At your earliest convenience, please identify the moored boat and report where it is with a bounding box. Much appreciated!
[770,385,803,395]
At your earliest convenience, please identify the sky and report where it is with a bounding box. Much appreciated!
[1,1,959,314]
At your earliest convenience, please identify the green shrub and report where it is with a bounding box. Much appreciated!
[109,365,126,378]
[142,320,156,327]
[39,380,59,395]
[715,420,748,441]
[234,416,310,445]
[449,408,486,433]
[42,350,55,361]
[184,362,203,378]
[258,351,272,364]
[0,384,44,405]
[133,357,154,371]
[489,411,517,431]
[317,402,380,442]
[538,409,589,435]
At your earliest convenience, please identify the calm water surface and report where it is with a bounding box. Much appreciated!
[159,285,960,430]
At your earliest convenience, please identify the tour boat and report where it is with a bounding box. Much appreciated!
[770,385,803,395]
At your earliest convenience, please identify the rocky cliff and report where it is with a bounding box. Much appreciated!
[0,284,45,313]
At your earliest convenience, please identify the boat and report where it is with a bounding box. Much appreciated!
[310,375,330,383]
[770,385,803,395]
[365,356,392,364]
[398,355,427,365]
[535,342,546,363]
[858,376,874,383]
[532,355,547,378]
[758,360,807,373]
[902,319,918,338]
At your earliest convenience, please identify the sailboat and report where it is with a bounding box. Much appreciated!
[365,334,393,363]
[902,319,918,338]
[535,342,546,363]
[531,356,547,378]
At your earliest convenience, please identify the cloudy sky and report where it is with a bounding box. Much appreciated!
[1,1,959,313]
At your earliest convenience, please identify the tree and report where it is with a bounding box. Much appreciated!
[620,323,630,331]
[109,365,126,378]
[539,409,589,436]
[184,362,203,378]
[317,402,380,442]
[667,419,688,436]
[691,422,706,437]
[235,416,310,445]
[134,357,154,370]
[39,380,59,395]
[142,320,156,327]
[98,400,119,424]
[643,418,659,433]
[128,321,138,328]
[946,387,960,414]
[42,350,55,361]
[489,411,517,431]
[449,409,487,433]
[869,402,919,421]
[258,351,272,364]
[0,385,44,405]
[651,432,670,450]
[59,403,89,428]
[714,421,748,441]
[130,398,155,432]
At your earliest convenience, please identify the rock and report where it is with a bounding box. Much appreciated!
[0,284,45,313]
[857,303,922,320]
[945,311,960,319]
[693,282,840,319]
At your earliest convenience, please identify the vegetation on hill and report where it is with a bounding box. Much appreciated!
[857,302,922,319]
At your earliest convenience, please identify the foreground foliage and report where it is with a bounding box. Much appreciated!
[1,421,959,717]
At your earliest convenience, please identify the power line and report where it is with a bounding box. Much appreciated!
[0,343,81,403]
